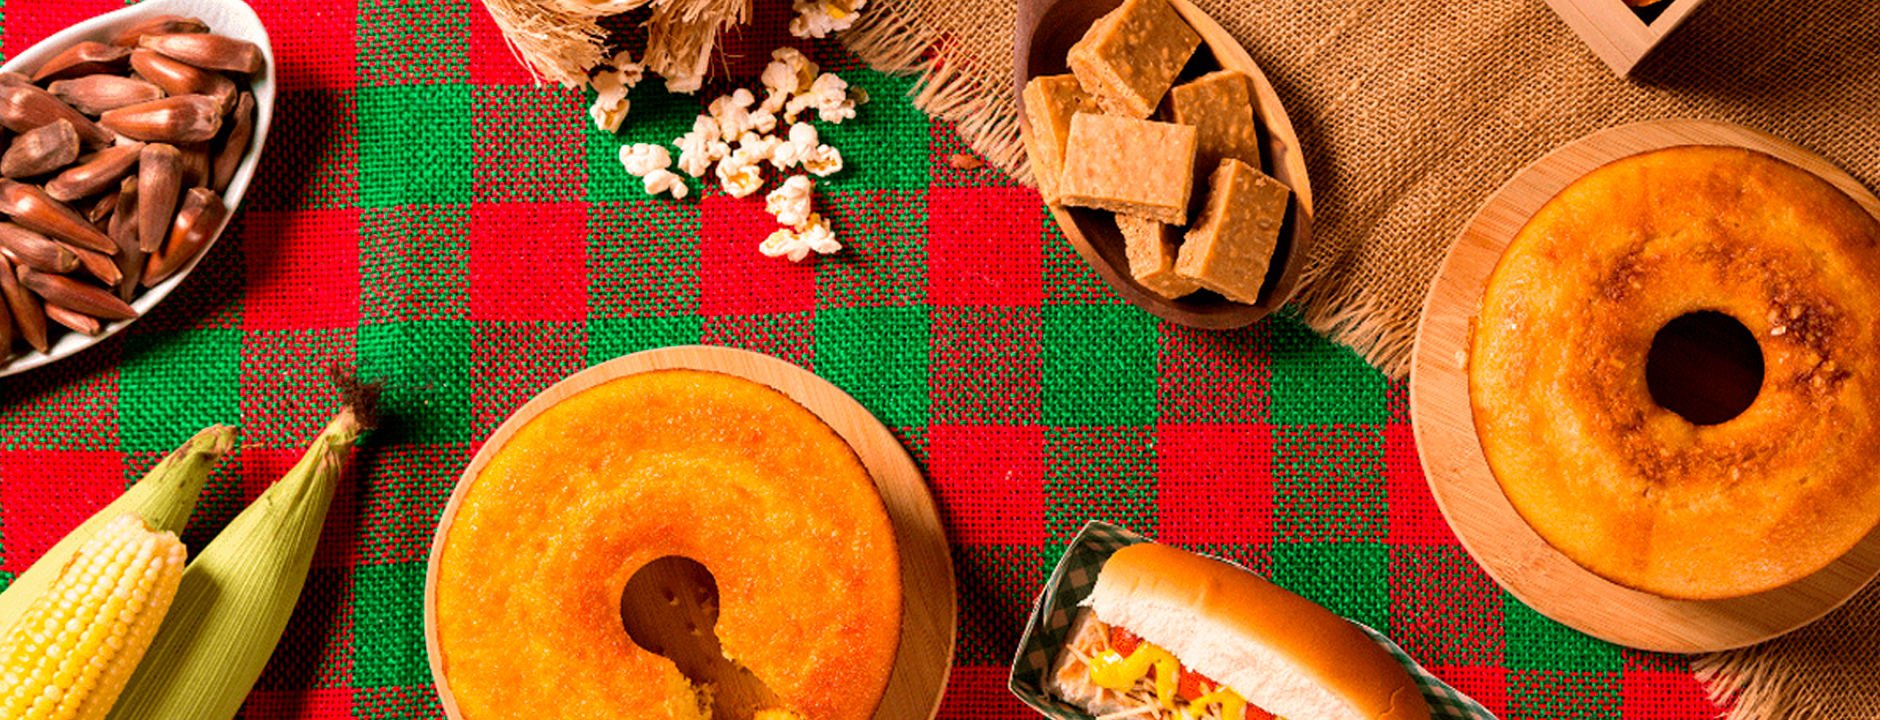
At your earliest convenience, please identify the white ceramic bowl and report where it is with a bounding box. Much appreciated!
[0,0,274,377]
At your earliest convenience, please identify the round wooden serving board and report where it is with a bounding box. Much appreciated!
[1411,119,1880,653]
[1013,0,1313,329]
[424,345,957,719]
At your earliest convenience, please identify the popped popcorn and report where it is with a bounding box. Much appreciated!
[796,214,841,254]
[787,73,857,124]
[803,144,844,177]
[587,52,645,133]
[717,156,764,198]
[756,215,840,263]
[734,132,782,166]
[618,144,672,177]
[643,168,689,199]
[790,0,866,39]
[762,48,819,106]
[770,122,820,169]
[675,116,729,178]
[709,89,775,138]
[760,228,812,262]
[765,176,816,229]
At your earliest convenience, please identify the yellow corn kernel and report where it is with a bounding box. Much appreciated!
[0,514,185,720]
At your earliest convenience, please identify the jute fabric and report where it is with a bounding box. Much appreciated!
[842,0,1880,717]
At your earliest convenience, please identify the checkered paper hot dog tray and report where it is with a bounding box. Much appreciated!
[1008,521,1498,720]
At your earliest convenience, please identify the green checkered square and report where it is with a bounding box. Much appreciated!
[1502,592,1622,672]
[1042,304,1159,426]
[1391,545,1503,667]
[1272,425,1386,542]
[817,189,925,307]
[117,328,242,452]
[1268,312,1389,424]
[356,686,446,720]
[817,70,929,193]
[814,305,930,428]
[586,316,702,365]
[240,329,355,449]
[357,0,469,85]
[1044,427,1155,543]
[357,444,466,565]
[1270,540,1391,633]
[473,85,585,202]
[955,544,1045,666]
[357,84,473,207]
[0,572,13,593]
[360,206,470,323]
[1041,209,1114,305]
[351,561,429,688]
[1507,669,1621,720]
[585,84,703,203]
[357,320,472,445]
[587,200,699,317]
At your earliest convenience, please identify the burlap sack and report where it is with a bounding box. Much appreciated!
[841,0,1880,717]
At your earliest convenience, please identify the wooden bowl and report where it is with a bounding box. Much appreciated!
[1014,0,1313,329]
[425,346,957,720]
[0,0,275,377]
[1411,119,1880,652]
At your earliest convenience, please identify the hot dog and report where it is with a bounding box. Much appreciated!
[1047,543,1432,720]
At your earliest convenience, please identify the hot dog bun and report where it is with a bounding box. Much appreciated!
[1049,543,1431,720]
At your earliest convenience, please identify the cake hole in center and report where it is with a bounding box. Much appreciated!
[621,556,782,719]
[1645,311,1764,425]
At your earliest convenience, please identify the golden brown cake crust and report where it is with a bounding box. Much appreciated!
[1469,145,1880,599]
[435,369,902,720]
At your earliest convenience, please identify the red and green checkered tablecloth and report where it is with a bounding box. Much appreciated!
[0,0,1728,717]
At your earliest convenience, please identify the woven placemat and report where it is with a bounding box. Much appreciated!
[840,0,1880,717]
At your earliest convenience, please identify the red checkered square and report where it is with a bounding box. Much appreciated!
[927,187,1041,307]
[245,209,362,331]
[1624,669,1723,719]
[0,451,122,574]
[937,666,1038,719]
[239,330,356,448]
[237,687,355,719]
[469,202,588,322]
[698,195,816,316]
[1155,423,1273,545]
[1428,665,1508,720]
[702,312,815,369]
[469,3,534,85]
[1160,324,1270,423]
[1388,423,1459,546]
[926,424,1044,545]
[257,1,357,91]
[471,321,585,443]
[1,0,119,58]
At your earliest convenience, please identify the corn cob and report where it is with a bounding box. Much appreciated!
[0,425,234,622]
[0,513,186,720]
[108,408,367,720]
